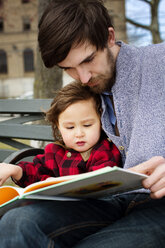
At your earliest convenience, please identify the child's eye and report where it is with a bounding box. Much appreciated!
[84,124,92,127]
[66,126,74,129]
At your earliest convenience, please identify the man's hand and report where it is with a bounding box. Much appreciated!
[128,156,165,199]
[0,163,23,186]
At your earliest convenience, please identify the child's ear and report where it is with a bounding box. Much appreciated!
[57,129,63,143]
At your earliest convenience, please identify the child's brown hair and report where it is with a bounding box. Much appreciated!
[46,81,102,143]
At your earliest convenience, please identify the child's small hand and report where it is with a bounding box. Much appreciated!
[0,163,23,186]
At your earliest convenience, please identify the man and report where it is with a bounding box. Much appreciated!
[0,0,164,247]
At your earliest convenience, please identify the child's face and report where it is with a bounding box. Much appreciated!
[58,98,101,152]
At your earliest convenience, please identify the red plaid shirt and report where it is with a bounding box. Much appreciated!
[16,138,122,187]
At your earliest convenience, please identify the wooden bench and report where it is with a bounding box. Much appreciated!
[0,99,54,164]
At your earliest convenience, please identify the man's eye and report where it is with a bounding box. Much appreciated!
[64,68,70,71]
[85,57,94,63]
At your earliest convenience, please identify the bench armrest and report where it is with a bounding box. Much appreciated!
[3,148,44,164]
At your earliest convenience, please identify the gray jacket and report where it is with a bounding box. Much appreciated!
[101,41,165,169]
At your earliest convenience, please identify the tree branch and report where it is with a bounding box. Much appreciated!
[138,0,151,5]
[126,18,151,31]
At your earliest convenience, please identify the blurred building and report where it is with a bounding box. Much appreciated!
[0,0,38,98]
[0,0,127,98]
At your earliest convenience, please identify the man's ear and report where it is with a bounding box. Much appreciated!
[107,27,116,48]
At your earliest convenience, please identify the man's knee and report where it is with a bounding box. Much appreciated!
[0,205,35,229]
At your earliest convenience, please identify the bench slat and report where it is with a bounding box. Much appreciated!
[0,99,52,114]
[0,123,53,141]
[0,115,44,124]
[0,137,32,149]
[0,99,54,162]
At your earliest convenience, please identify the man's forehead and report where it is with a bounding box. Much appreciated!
[58,42,96,68]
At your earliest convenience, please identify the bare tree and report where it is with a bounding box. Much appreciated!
[103,0,127,42]
[34,0,62,99]
[126,0,163,44]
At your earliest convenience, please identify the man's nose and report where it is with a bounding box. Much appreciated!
[77,67,91,84]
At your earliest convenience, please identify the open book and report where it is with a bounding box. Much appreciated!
[0,166,148,216]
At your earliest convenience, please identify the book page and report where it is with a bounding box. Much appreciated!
[0,186,23,205]
[23,174,79,194]
[22,167,148,199]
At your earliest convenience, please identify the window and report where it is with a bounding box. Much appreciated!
[23,48,34,72]
[22,0,30,3]
[23,17,31,31]
[0,50,7,74]
[0,17,4,32]
[0,0,4,7]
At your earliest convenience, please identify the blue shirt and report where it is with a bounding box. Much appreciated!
[102,92,116,127]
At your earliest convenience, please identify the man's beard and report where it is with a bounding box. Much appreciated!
[87,74,115,94]
[80,48,116,94]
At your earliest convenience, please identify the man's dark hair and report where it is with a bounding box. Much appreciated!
[38,0,113,68]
